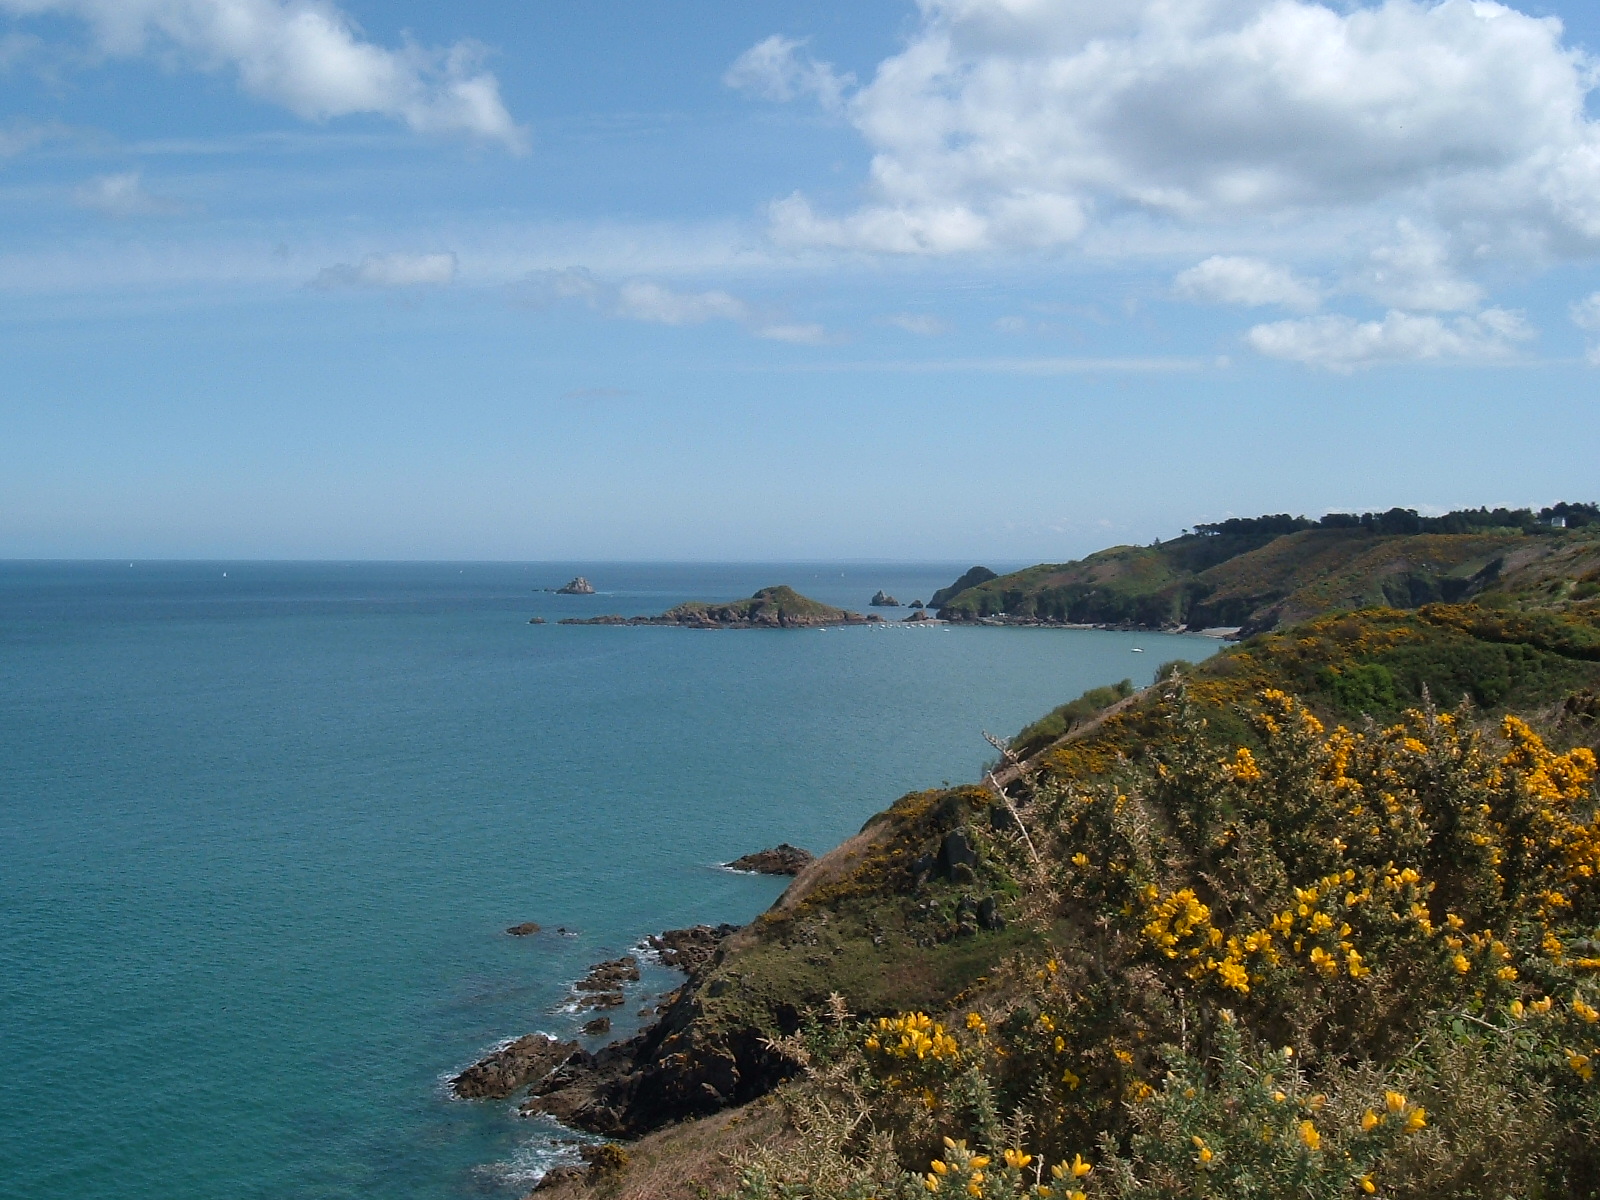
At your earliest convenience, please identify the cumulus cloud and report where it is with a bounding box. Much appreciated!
[310,251,457,289]
[1174,256,1320,311]
[72,171,187,217]
[0,0,523,148]
[724,35,853,114]
[1247,307,1533,371]
[1352,222,1484,311]
[881,312,952,336]
[742,0,1600,265]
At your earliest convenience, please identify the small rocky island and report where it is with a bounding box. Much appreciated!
[869,590,899,606]
[556,576,596,595]
[724,844,813,875]
[560,585,879,629]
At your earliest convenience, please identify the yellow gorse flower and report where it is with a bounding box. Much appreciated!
[1299,1120,1321,1151]
[870,1013,960,1062]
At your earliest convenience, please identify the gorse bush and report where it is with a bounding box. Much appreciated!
[729,684,1600,1200]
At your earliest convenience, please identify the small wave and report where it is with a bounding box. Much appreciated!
[474,1119,594,1190]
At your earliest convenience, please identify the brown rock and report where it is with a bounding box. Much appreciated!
[582,1016,612,1036]
[506,922,542,936]
[451,1033,580,1100]
[646,924,740,974]
[725,844,813,875]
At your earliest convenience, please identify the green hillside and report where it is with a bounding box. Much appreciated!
[938,506,1600,633]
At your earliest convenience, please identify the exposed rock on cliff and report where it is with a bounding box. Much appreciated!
[724,845,813,875]
[646,924,740,974]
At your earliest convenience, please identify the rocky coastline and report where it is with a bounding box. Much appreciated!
[451,920,777,1147]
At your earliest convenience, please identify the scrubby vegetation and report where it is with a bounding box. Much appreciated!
[727,683,1600,1200]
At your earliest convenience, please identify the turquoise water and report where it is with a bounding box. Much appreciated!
[0,563,1214,1199]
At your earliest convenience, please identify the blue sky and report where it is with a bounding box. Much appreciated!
[1,0,1598,561]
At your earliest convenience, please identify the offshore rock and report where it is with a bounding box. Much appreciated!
[557,577,596,595]
[506,922,542,936]
[724,845,813,876]
[451,1034,580,1100]
[561,586,876,629]
[571,956,639,1011]
[870,590,899,607]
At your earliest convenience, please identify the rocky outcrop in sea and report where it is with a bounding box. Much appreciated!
[556,577,596,595]
[723,845,813,875]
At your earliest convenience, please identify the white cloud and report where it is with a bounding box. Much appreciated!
[516,268,834,342]
[757,322,830,345]
[1352,222,1483,311]
[724,35,853,114]
[1174,256,1320,311]
[613,280,748,325]
[1570,292,1600,332]
[744,0,1600,268]
[0,0,523,148]
[0,116,70,157]
[310,251,457,289]
[72,170,187,217]
[1247,307,1533,371]
[1570,291,1600,365]
[881,312,952,336]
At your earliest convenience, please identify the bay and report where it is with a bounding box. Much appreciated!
[0,562,1215,1199]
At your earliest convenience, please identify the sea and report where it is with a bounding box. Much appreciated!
[0,562,1216,1200]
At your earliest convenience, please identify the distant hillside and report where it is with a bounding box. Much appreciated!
[937,504,1600,633]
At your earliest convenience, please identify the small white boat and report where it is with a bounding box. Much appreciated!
[1131,647,1143,652]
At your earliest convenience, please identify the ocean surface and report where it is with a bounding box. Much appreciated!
[0,562,1215,1199]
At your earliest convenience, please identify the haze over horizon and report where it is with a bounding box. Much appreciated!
[2,0,1598,563]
